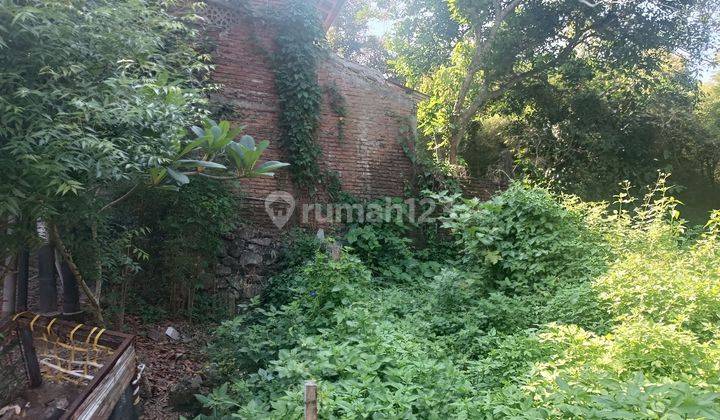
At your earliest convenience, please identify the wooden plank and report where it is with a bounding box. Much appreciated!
[3,313,138,419]
[13,313,131,347]
[304,380,318,420]
[62,336,134,420]
[108,385,137,420]
[17,326,42,388]
[71,346,136,420]
[13,312,137,420]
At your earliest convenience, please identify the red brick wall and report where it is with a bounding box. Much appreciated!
[204,1,421,229]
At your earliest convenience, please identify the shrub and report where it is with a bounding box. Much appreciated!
[296,252,372,319]
[541,283,613,334]
[344,211,447,283]
[260,229,325,307]
[482,323,720,418]
[422,268,554,360]
[274,229,325,273]
[345,224,417,282]
[435,183,608,294]
[207,252,372,378]
[610,317,718,379]
[201,182,720,419]
[596,244,720,339]
[468,332,548,389]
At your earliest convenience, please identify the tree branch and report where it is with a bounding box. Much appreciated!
[452,0,525,118]
[99,184,140,213]
[458,16,611,126]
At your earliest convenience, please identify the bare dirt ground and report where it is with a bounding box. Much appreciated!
[1,381,82,420]
[125,316,213,419]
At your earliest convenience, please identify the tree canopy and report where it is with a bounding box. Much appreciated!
[402,0,719,162]
[333,0,716,211]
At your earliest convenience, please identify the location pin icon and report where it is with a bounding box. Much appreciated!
[265,191,295,229]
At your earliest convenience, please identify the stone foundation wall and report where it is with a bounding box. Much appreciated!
[211,227,284,304]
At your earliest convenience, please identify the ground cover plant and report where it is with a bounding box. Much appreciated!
[201,179,720,418]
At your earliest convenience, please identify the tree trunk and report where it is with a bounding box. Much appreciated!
[38,244,58,314]
[60,261,82,317]
[1,255,17,316]
[92,222,103,300]
[117,269,130,328]
[448,125,466,165]
[16,248,29,311]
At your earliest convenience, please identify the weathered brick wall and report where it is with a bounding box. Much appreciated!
[204,1,421,229]
[201,1,504,300]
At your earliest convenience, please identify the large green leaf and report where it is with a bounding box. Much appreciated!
[190,125,205,138]
[166,168,190,185]
[255,161,290,173]
[176,159,227,170]
[239,135,255,149]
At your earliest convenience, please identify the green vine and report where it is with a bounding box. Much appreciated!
[222,0,349,199]
[396,116,461,196]
[325,82,348,144]
[273,0,326,192]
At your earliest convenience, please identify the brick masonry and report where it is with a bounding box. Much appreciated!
[200,0,505,301]
[203,0,423,230]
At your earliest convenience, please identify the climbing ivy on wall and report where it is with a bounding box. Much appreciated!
[225,0,349,200]
[273,0,325,191]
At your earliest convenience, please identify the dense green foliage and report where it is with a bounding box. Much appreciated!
[2,1,719,416]
[203,182,720,418]
[0,0,286,321]
[433,185,608,293]
[273,0,325,189]
[396,0,718,163]
[498,59,720,207]
[0,0,211,224]
[0,0,212,318]
[386,0,463,85]
[326,0,391,73]
[348,0,720,211]
[122,178,238,322]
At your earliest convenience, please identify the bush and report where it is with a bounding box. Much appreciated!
[541,283,612,334]
[482,323,720,418]
[201,183,720,419]
[123,178,238,320]
[596,245,720,339]
[344,216,448,284]
[434,183,608,294]
[260,229,326,307]
[207,252,372,378]
[345,224,417,282]
[610,317,718,378]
